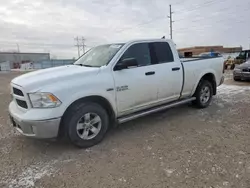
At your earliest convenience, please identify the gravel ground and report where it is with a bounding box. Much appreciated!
[0,71,250,188]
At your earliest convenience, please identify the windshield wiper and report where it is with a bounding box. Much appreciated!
[75,64,93,67]
[74,63,100,68]
[81,64,94,67]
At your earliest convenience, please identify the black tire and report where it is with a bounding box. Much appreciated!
[193,80,213,108]
[234,77,241,81]
[224,64,228,70]
[230,64,235,70]
[62,102,109,148]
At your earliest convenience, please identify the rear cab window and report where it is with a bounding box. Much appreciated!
[151,42,174,64]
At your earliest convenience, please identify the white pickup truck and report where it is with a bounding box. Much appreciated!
[9,39,224,148]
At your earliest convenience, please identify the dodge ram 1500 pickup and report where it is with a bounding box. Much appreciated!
[9,39,224,148]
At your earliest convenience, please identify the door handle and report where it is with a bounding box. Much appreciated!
[172,67,180,71]
[145,71,155,76]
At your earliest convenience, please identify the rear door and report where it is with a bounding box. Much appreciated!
[151,42,183,102]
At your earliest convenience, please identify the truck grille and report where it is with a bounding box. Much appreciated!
[13,87,24,96]
[16,99,28,109]
[242,69,250,72]
[12,86,28,109]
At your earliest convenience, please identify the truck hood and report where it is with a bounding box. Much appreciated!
[238,61,250,69]
[11,65,100,92]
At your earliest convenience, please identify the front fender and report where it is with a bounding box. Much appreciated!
[62,90,117,116]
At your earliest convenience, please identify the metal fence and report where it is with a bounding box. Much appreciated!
[0,61,11,71]
[33,59,75,69]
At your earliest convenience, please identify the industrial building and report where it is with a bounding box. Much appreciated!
[0,52,50,69]
[0,61,11,71]
[0,52,76,71]
[33,59,75,69]
[17,59,75,70]
[178,46,242,57]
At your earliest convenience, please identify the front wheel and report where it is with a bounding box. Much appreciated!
[193,80,213,108]
[63,102,109,148]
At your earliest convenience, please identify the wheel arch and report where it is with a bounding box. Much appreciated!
[193,72,217,96]
[59,95,117,137]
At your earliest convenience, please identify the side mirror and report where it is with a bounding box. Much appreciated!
[114,58,138,71]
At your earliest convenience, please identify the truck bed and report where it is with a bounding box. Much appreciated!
[181,56,222,62]
[180,56,224,98]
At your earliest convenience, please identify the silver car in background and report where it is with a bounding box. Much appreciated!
[233,59,250,81]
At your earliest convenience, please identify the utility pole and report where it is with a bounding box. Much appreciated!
[168,4,174,39]
[74,37,81,57]
[16,43,21,67]
[16,43,20,52]
[249,37,250,49]
[81,37,86,54]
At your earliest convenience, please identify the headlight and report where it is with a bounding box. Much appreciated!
[28,92,61,108]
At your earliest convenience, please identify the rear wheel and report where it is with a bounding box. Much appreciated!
[193,80,213,108]
[62,102,109,148]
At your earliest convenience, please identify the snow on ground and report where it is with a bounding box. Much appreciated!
[218,84,250,95]
[2,162,56,188]
[216,84,250,103]
[8,164,55,188]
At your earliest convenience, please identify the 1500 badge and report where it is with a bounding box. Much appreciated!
[116,85,128,92]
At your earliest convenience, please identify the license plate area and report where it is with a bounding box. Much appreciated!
[242,69,250,72]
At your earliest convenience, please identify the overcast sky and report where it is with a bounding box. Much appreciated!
[0,0,249,58]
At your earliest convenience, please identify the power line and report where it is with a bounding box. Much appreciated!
[1,0,248,50]
[174,7,250,32]
[114,15,167,33]
[113,0,223,32]
[175,20,249,34]
[174,1,249,22]
[171,0,190,6]
[173,0,221,14]
[74,36,88,57]
[111,0,233,37]
[0,42,94,51]
[81,37,86,54]
[0,42,74,47]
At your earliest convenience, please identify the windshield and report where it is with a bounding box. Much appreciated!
[74,43,124,67]
[238,51,246,57]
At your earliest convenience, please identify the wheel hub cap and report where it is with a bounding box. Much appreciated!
[76,113,102,140]
[200,86,210,104]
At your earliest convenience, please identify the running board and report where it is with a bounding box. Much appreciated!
[118,97,196,124]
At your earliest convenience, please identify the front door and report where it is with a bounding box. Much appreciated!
[112,43,158,116]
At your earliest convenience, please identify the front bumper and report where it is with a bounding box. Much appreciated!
[9,102,61,139]
[233,71,250,80]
